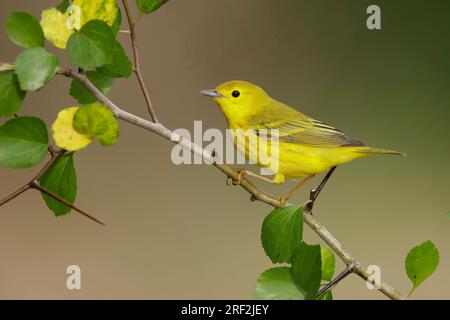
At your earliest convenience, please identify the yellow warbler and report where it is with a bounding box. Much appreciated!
[201,80,405,205]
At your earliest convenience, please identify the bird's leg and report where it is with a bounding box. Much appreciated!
[307,166,337,210]
[226,168,275,186]
[279,175,315,206]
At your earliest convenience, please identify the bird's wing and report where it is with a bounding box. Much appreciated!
[250,101,365,148]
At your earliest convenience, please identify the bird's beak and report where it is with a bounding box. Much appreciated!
[200,89,223,98]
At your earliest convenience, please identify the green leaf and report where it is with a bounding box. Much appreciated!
[111,6,122,35]
[0,71,26,117]
[254,267,307,300]
[66,20,115,69]
[5,11,44,48]
[135,0,168,14]
[97,41,133,78]
[14,47,59,91]
[405,240,439,294]
[0,116,48,168]
[70,71,114,104]
[57,0,71,13]
[320,246,335,282]
[39,153,77,216]
[73,103,119,146]
[316,291,333,300]
[261,205,303,263]
[291,242,322,299]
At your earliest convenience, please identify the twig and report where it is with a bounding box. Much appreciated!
[121,0,159,123]
[0,148,104,226]
[30,181,105,226]
[0,150,63,208]
[57,67,407,300]
[0,184,30,207]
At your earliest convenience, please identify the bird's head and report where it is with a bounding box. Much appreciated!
[201,80,272,126]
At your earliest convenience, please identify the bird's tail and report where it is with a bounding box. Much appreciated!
[354,147,406,156]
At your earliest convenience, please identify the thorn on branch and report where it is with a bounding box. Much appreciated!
[30,181,105,226]
[0,149,104,226]
[316,263,356,297]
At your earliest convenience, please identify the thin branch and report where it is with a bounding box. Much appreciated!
[121,0,159,123]
[0,184,30,207]
[30,182,105,226]
[0,150,63,208]
[0,147,104,226]
[57,68,407,300]
[34,148,66,180]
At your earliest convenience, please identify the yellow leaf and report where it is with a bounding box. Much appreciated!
[40,8,73,49]
[73,0,119,28]
[41,0,119,49]
[52,107,93,151]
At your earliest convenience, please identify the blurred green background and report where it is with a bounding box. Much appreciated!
[0,0,448,299]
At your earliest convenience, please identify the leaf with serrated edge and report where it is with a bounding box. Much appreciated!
[320,246,335,282]
[73,0,119,30]
[40,153,77,216]
[261,206,303,263]
[0,71,26,116]
[14,47,59,91]
[291,242,322,299]
[73,103,119,146]
[135,0,168,14]
[254,267,306,300]
[0,116,48,168]
[5,11,44,48]
[97,41,132,78]
[405,240,439,294]
[51,107,93,151]
[41,0,120,49]
[66,20,115,69]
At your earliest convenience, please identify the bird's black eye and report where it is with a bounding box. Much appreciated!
[232,90,240,98]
